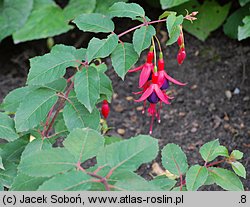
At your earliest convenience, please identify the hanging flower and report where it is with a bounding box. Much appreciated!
[101,100,110,119]
[176,25,186,65]
[157,58,186,88]
[129,50,154,88]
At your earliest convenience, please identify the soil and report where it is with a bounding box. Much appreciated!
[0,3,249,191]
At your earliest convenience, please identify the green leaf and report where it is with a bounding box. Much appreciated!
[10,173,47,191]
[74,67,100,113]
[199,139,220,162]
[64,128,104,163]
[209,167,244,191]
[27,45,85,85]
[104,136,123,145]
[73,13,114,33]
[15,88,57,132]
[92,63,108,73]
[186,165,208,191]
[87,34,118,62]
[223,6,250,39]
[63,0,96,21]
[63,97,100,132]
[0,136,29,164]
[110,171,162,191]
[38,170,92,191]
[95,0,128,14]
[111,43,139,80]
[97,135,158,172]
[54,114,68,137]
[174,0,231,41]
[44,78,67,92]
[166,14,183,45]
[204,172,215,185]
[0,162,17,188]
[238,16,250,40]
[18,148,75,177]
[133,25,156,55]
[0,154,4,170]
[109,2,145,19]
[159,11,177,20]
[0,112,19,142]
[150,175,177,190]
[160,0,189,9]
[1,86,35,114]
[161,143,188,176]
[13,0,72,43]
[212,146,229,158]
[99,72,113,102]
[239,0,250,6]
[0,0,33,41]
[231,162,246,178]
[230,150,243,160]
[21,138,52,159]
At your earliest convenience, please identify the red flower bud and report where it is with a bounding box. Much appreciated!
[146,51,154,63]
[101,100,110,119]
[177,35,183,46]
[177,48,186,65]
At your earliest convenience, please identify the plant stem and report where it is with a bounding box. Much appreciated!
[206,159,225,168]
[118,19,167,38]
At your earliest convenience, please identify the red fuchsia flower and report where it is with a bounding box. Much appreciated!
[157,57,186,89]
[129,50,154,88]
[101,100,110,119]
[134,71,172,134]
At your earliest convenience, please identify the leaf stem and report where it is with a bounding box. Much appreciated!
[205,159,225,168]
[117,19,167,38]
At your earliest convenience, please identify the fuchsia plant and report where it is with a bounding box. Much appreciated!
[0,2,246,191]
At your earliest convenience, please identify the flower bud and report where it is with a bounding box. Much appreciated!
[177,48,186,65]
[101,100,110,119]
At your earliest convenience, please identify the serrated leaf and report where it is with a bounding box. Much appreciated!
[231,162,246,178]
[0,0,33,41]
[95,0,128,14]
[186,165,208,191]
[74,67,100,113]
[110,171,162,191]
[18,148,76,177]
[1,86,36,113]
[238,16,250,40]
[15,88,57,132]
[87,34,118,62]
[109,2,145,19]
[160,0,189,9]
[0,113,19,142]
[21,138,52,159]
[74,13,114,33]
[44,78,67,92]
[150,175,177,190]
[92,63,108,73]
[231,150,243,160]
[10,173,47,191]
[133,25,156,55]
[161,143,188,176]
[64,128,104,163]
[0,136,29,164]
[13,0,72,43]
[63,0,96,21]
[209,167,244,191]
[199,139,220,162]
[97,135,158,172]
[212,146,229,158]
[239,0,250,6]
[63,98,100,132]
[166,14,183,45]
[27,45,85,85]
[174,0,231,41]
[223,6,250,39]
[159,11,177,20]
[111,43,139,79]
[0,162,17,188]
[38,170,92,191]
[99,72,113,102]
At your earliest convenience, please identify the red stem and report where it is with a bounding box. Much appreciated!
[118,19,167,38]
[205,159,225,168]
